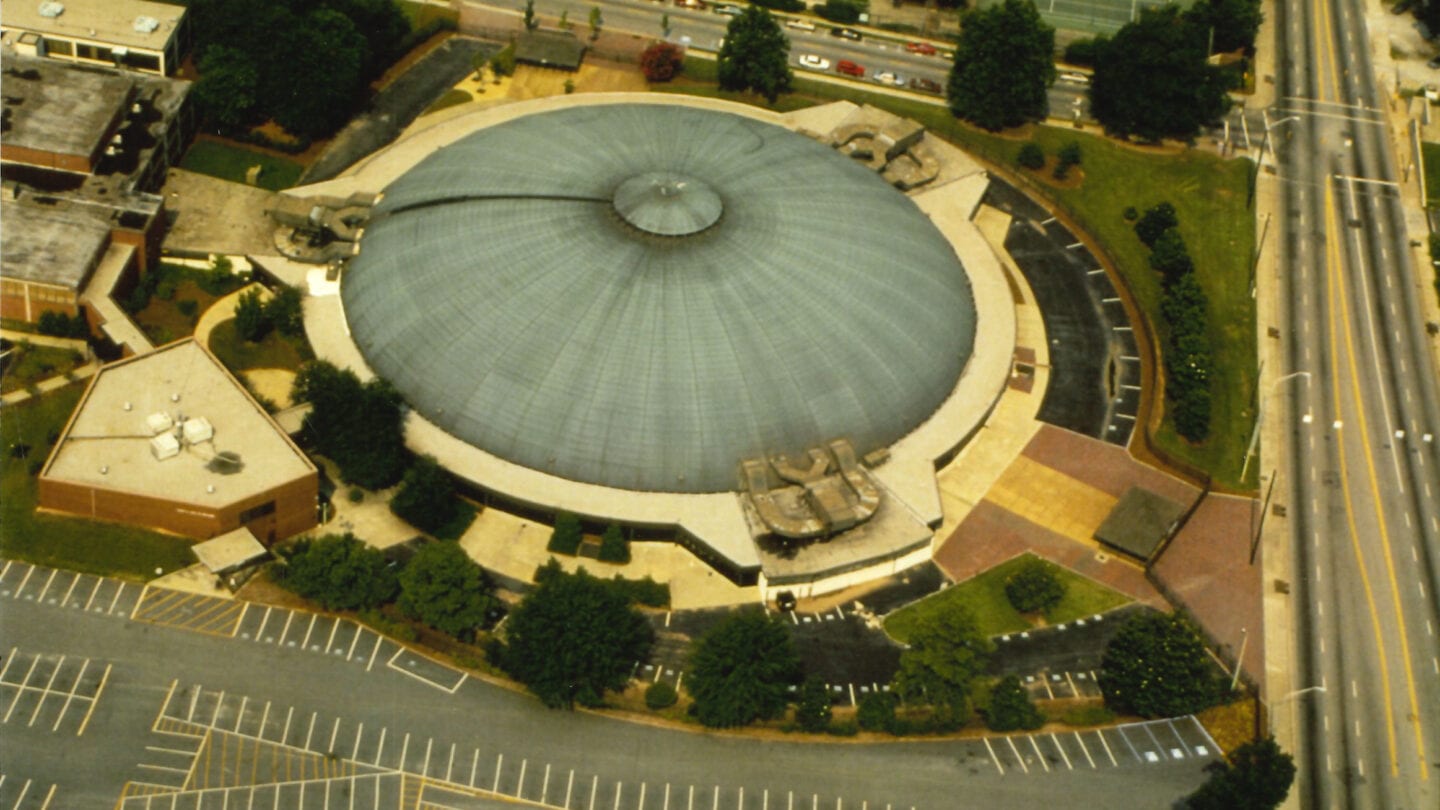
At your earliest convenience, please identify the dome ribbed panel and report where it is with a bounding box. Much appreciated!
[342,105,976,493]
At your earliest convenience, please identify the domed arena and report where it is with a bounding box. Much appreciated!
[341,104,977,494]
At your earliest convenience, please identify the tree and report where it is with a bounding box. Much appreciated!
[645,680,678,709]
[856,691,898,731]
[1099,611,1221,717]
[946,0,1055,131]
[1054,140,1082,179]
[795,677,833,732]
[546,512,584,555]
[588,6,603,40]
[597,524,630,564]
[1183,0,1264,55]
[1134,201,1179,247]
[397,541,497,639]
[717,8,793,103]
[501,567,654,708]
[815,0,865,24]
[192,46,259,130]
[390,455,459,534]
[291,360,407,489]
[688,611,802,727]
[1089,7,1231,142]
[279,533,396,611]
[982,676,1045,731]
[524,0,538,31]
[894,606,991,711]
[233,288,270,342]
[264,285,304,337]
[1016,143,1045,170]
[640,41,685,82]
[270,9,369,138]
[1186,737,1295,810]
[1004,558,1065,613]
[1148,228,1195,285]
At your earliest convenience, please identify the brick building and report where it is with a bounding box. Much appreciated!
[39,339,319,544]
[0,0,189,76]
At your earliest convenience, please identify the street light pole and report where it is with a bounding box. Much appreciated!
[1242,370,1313,482]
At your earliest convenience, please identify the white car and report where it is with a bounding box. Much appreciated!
[786,20,816,32]
[872,71,904,87]
[798,54,831,70]
[1059,71,1091,85]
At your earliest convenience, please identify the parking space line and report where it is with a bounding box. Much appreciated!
[107,582,126,615]
[365,634,383,671]
[252,606,273,641]
[346,625,363,660]
[51,659,88,730]
[374,726,387,766]
[4,655,41,722]
[27,654,64,726]
[1072,731,1096,769]
[59,572,80,606]
[82,577,103,611]
[1092,729,1119,766]
[234,695,250,733]
[0,559,12,581]
[1140,722,1168,759]
[300,614,318,649]
[0,646,18,683]
[76,663,109,736]
[1004,736,1028,774]
[1114,727,1143,762]
[1050,733,1073,770]
[982,737,1005,775]
[325,619,340,653]
[15,564,36,598]
[1187,714,1220,757]
[279,610,296,646]
[35,568,58,602]
[1028,735,1050,772]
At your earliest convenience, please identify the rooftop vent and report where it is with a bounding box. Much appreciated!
[133,16,159,34]
[37,2,64,19]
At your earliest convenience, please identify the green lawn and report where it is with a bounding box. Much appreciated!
[1,385,196,580]
[883,554,1132,643]
[207,320,314,372]
[1423,142,1440,207]
[660,64,1258,490]
[179,141,304,191]
[398,0,460,27]
[0,343,85,395]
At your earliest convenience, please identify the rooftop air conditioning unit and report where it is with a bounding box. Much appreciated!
[145,411,173,436]
[182,416,214,444]
[150,432,180,460]
[133,16,160,34]
[37,2,64,20]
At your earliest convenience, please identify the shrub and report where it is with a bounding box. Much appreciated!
[36,311,89,339]
[606,574,669,607]
[491,43,517,77]
[639,41,685,82]
[1017,143,1045,170]
[816,0,864,24]
[1004,558,1065,613]
[1054,140,1082,180]
[645,681,679,709]
[982,676,1045,732]
[1134,201,1179,247]
[795,677,833,732]
[278,533,397,611]
[857,691,898,731]
[597,523,630,564]
[1123,205,1139,221]
[177,299,199,318]
[547,512,584,555]
[348,487,364,503]
[390,455,460,534]
[155,279,177,301]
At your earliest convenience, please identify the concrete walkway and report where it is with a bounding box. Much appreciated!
[0,360,101,406]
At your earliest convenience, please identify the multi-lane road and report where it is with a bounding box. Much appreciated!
[1270,0,1440,807]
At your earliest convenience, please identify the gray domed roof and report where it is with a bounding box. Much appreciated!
[342,103,975,493]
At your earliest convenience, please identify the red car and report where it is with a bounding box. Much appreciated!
[905,41,938,55]
[835,60,865,77]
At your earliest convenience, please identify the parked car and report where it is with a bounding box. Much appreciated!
[798,54,831,70]
[908,76,943,94]
[904,41,937,55]
[786,19,817,32]
[835,59,865,77]
[872,71,904,87]
[713,3,742,15]
[830,27,862,41]
[1058,71,1091,85]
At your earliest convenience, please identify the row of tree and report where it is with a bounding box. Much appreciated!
[188,0,411,138]
[279,533,499,639]
[1133,202,1215,441]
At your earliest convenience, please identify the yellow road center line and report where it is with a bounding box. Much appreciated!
[1332,191,1430,780]
[1324,183,1400,775]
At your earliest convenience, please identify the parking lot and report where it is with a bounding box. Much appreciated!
[0,559,141,620]
[0,647,110,736]
[0,776,58,810]
[981,716,1218,776]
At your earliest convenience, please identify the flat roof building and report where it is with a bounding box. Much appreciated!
[39,339,319,543]
[0,0,189,76]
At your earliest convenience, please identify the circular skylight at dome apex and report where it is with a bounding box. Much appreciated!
[342,103,977,493]
[612,172,723,236]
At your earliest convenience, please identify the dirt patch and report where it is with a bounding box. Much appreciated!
[507,59,647,99]
[1196,697,1259,754]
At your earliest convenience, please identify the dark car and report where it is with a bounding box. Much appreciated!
[908,76,942,94]
[1429,54,1440,69]
[829,27,862,41]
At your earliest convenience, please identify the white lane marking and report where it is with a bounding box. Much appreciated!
[983,737,1005,775]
